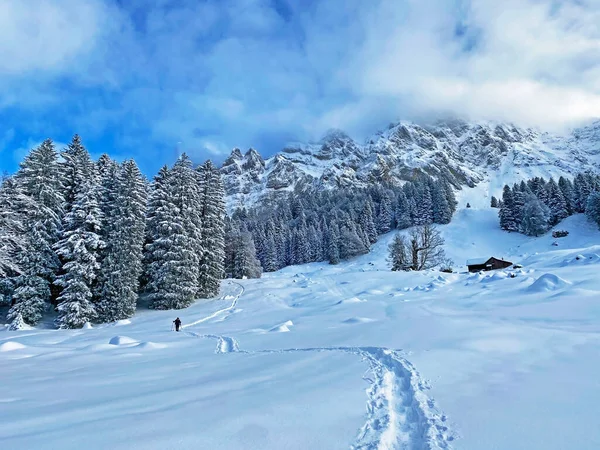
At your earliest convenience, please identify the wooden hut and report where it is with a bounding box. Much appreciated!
[466,257,513,273]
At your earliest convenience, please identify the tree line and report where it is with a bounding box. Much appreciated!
[0,137,226,328]
[228,175,458,272]
[496,172,600,236]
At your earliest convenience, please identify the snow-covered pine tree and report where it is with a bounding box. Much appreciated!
[61,135,96,215]
[308,224,322,261]
[414,182,433,225]
[274,218,289,269]
[360,199,378,244]
[252,224,267,268]
[490,196,499,208]
[196,160,226,298]
[95,154,119,236]
[574,173,592,213]
[499,185,518,231]
[376,191,394,233]
[0,178,27,279]
[442,179,458,215]
[402,182,418,223]
[238,231,262,278]
[388,233,410,271]
[225,223,262,279]
[520,196,551,237]
[7,271,50,325]
[8,312,26,331]
[262,232,278,272]
[8,140,64,324]
[54,177,104,329]
[431,180,452,224]
[338,222,368,260]
[92,154,119,304]
[395,191,412,230]
[586,191,600,228]
[326,220,340,265]
[94,160,147,322]
[544,178,568,225]
[292,225,311,265]
[558,176,576,215]
[511,183,527,227]
[145,155,202,310]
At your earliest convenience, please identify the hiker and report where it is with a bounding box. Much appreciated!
[173,317,182,332]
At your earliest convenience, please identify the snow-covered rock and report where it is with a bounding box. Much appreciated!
[108,336,138,346]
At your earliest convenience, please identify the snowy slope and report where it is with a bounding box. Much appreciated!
[222,120,600,209]
[3,194,600,449]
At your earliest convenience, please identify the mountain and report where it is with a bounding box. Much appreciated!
[221,119,600,209]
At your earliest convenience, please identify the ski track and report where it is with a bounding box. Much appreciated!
[184,285,455,450]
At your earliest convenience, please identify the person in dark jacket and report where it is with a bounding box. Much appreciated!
[173,317,182,332]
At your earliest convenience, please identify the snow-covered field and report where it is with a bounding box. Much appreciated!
[2,188,600,449]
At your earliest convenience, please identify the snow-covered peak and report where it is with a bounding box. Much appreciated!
[221,119,600,210]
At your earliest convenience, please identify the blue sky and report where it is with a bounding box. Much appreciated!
[1,0,600,176]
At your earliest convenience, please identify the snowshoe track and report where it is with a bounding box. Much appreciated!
[351,347,455,450]
[184,281,455,449]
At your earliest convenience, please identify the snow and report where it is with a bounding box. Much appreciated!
[526,273,571,293]
[2,188,600,449]
[465,257,489,266]
[0,341,27,352]
[108,335,139,346]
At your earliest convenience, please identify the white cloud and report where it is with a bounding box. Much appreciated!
[3,0,600,164]
[343,0,600,131]
[0,0,110,75]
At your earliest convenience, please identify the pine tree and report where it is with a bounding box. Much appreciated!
[376,191,394,233]
[0,178,27,278]
[395,191,412,229]
[144,156,202,310]
[61,135,96,214]
[360,200,378,244]
[196,161,226,298]
[388,234,410,271]
[520,196,551,237]
[574,173,592,213]
[499,185,518,231]
[326,221,340,265]
[338,223,368,259]
[586,191,600,228]
[225,225,262,279]
[431,181,452,224]
[54,181,104,328]
[8,140,64,323]
[94,160,147,322]
[262,232,278,272]
[7,274,50,325]
[9,313,26,331]
[443,179,458,215]
[414,183,433,225]
[292,225,311,265]
[545,178,568,225]
[490,196,499,208]
[511,183,526,227]
[558,176,575,215]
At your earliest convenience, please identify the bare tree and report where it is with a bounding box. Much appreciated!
[408,224,447,270]
[389,224,447,272]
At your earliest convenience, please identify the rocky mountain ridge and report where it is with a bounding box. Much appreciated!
[221,119,600,210]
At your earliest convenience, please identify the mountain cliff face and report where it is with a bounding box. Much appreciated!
[221,119,600,209]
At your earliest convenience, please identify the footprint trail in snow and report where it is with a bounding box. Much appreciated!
[183,280,455,449]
